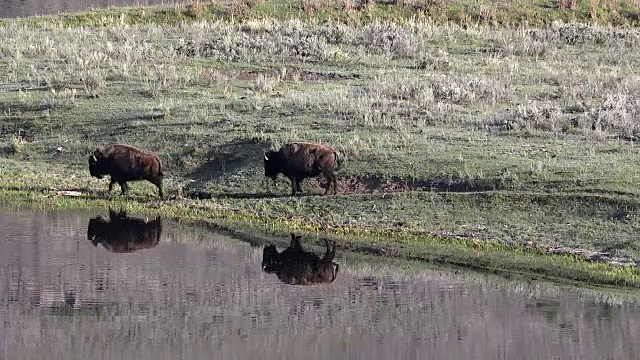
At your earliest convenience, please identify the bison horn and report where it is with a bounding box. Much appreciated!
[264,154,269,161]
[91,155,97,161]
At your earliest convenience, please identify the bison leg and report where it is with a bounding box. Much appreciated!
[289,177,297,196]
[290,234,303,249]
[323,176,331,195]
[149,178,164,199]
[296,178,304,193]
[323,239,336,261]
[118,181,129,196]
[108,179,116,192]
[322,175,337,196]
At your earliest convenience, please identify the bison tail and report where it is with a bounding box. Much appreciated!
[334,151,344,172]
[332,263,339,282]
[156,156,164,177]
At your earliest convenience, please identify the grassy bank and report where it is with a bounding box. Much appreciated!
[2,163,640,289]
[2,0,640,287]
[5,0,640,28]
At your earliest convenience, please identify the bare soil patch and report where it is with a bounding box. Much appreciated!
[333,175,498,194]
[184,174,498,200]
[201,66,360,82]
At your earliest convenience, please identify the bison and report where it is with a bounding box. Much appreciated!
[87,208,162,253]
[89,144,164,198]
[262,234,339,286]
[264,142,340,196]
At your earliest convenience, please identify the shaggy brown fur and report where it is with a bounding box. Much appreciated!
[89,144,164,198]
[264,142,340,196]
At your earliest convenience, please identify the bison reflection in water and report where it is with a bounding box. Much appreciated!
[262,234,339,285]
[87,209,162,253]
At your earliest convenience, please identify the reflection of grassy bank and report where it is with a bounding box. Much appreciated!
[3,1,640,288]
[169,221,640,305]
[2,165,640,288]
[8,208,639,360]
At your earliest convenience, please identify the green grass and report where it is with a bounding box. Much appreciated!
[3,0,640,288]
[3,0,640,28]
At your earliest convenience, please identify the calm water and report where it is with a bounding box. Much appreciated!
[0,0,184,19]
[1,208,639,360]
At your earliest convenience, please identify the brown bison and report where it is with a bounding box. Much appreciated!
[89,144,164,198]
[262,234,339,286]
[264,142,340,196]
[87,209,162,253]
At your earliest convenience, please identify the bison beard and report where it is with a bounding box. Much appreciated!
[89,144,164,198]
[263,142,340,196]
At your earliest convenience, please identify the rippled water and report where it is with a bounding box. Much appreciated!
[1,207,639,360]
[0,0,184,18]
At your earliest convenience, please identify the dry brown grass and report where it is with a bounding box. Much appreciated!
[343,0,356,12]
[186,1,207,18]
[230,0,265,16]
[559,0,577,9]
[559,0,627,10]
[302,0,325,16]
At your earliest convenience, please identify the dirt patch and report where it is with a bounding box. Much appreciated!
[334,175,499,194]
[182,174,500,200]
[200,66,360,82]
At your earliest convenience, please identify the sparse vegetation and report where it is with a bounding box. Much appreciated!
[3,0,640,287]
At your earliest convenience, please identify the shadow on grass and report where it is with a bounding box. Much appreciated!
[186,139,269,181]
[182,170,640,200]
[0,103,52,113]
[185,190,318,200]
[0,100,75,119]
[337,174,640,198]
[595,239,637,255]
[179,139,273,199]
[337,174,501,194]
[0,146,12,156]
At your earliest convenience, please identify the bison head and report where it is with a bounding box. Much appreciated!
[88,148,108,179]
[262,244,280,272]
[263,150,283,181]
[87,216,108,245]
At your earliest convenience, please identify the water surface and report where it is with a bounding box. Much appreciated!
[1,0,183,19]
[0,207,639,360]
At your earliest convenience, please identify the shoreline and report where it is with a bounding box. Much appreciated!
[1,178,639,289]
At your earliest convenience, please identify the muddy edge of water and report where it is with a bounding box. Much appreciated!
[0,0,185,18]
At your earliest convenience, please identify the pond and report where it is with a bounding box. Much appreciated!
[0,207,638,359]
[0,0,184,19]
